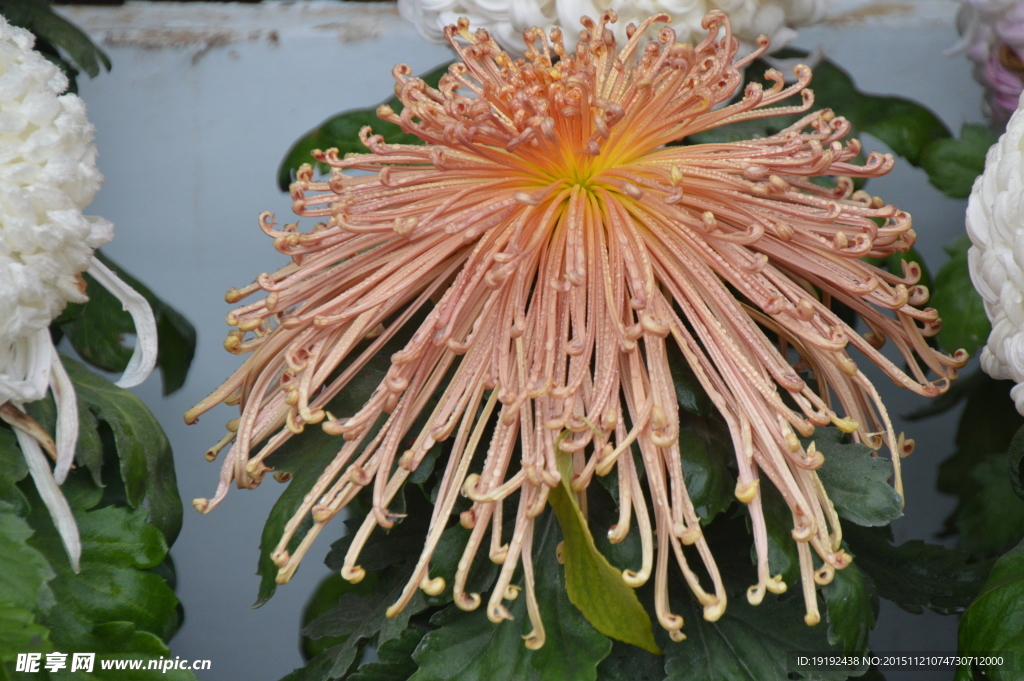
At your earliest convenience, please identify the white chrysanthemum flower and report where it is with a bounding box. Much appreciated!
[0,16,157,571]
[967,90,1024,413]
[399,0,828,56]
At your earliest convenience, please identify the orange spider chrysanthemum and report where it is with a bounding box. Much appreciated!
[187,11,966,643]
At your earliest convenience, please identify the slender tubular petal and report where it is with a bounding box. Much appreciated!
[16,420,81,572]
[49,345,79,484]
[87,256,158,389]
[190,10,965,643]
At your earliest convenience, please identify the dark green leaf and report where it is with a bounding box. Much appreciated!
[300,573,371,660]
[930,236,991,357]
[799,58,950,165]
[663,590,861,681]
[0,428,30,515]
[0,606,50,665]
[24,488,181,648]
[528,513,613,681]
[62,356,183,545]
[844,525,991,615]
[0,0,110,89]
[81,622,196,681]
[921,124,997,198]
[937,373,1024,555]
[669,345,713,417]
[955,538,1024,681]
[678,428,734,525]
[73,506,167,569]
[399,512,611,681]
[256,415,354,606]
[594,641,664,681]
[1010,425,1024,502]
[324,492,431,576]
[298,566,427,680]
[349,627,426,681]
[808,428,902,527]
[278,62,453,190]
[0,502,54,612]
[757,484,800,589]
[956,453,1024,559]
[410,598,540,681]
[61,252,197,396]
[549,444,660,655]
[22,392,104,492]
[424,521,500,607]
[821,562,876,654]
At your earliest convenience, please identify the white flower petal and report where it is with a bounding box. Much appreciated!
[48,344,78,484]
[967,90,1024,414]
[399,0,827,56]
[0,327,52,404]
[86,256,158,389]
[15,419,81,572]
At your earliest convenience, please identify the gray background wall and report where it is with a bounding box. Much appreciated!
[58,1,985,678]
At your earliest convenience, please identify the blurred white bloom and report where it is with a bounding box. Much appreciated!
[953,0,1024,121]
[0,16,157,571]
[399,0,828,56]
[967,90,1024,413]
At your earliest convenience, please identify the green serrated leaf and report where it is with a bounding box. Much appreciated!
[678,428,734,525]
[930,236,991,357]
[404,511,612,681]
[73,506,167,570]
[937,373,1024,559]
[921,124,997,198]
[668,344,713,417]
[956,453,1024,560]
[65,622,197,680]
[61,252,197,396]
[844,525,991,616]
[754,483,801,592]
[549,444,660,655]
[23,486,181,649]
[409,598,540,681]
[0,429,31,516]
[1010,425,1024,502]
[349,627,425,681]
[808,428,902,527]
[277,62,453,190]
[0,0,110,89]
[0,606,50,664]
[594,641,664,681]
[955,538,1024,681]
[62,356,183,545]
[296,566,427,681]
[663,589,861,681]
[324,491,431,576]
[299,573,372,660]
[821,562,876,655]
[0,502,55,612]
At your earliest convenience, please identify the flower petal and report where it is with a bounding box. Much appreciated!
[0,328,52,404]
[48,345,79,484]
[15,420,81,572]
[86,256,158,389]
